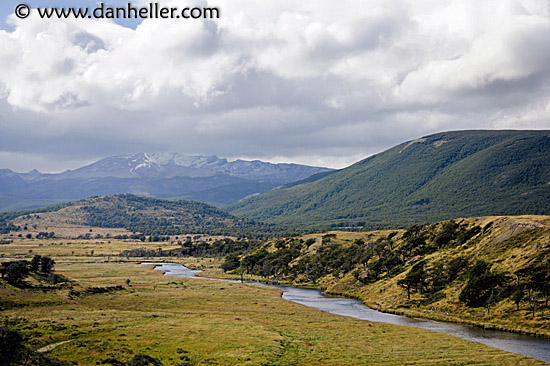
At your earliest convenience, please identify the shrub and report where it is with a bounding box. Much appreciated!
[127,354,162,366]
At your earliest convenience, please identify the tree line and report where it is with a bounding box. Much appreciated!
[223,220,550,315]
[119,238,258,259]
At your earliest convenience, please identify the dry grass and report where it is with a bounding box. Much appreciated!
[0,224,548,365]
[308,216,550,338]
[1,260,545,366]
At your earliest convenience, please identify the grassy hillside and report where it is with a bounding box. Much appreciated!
[0,194,266,237]
[232,215,550,337]
[226,130,550,231]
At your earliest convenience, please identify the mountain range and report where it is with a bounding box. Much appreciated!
[0,153,332,211]
[226,130,550,230]
[3,130,549,232]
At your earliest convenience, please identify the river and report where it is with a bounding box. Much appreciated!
[149,262,550,363]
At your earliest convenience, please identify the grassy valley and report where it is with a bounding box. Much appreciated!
[1,131,550,365]
[0,234,546,365]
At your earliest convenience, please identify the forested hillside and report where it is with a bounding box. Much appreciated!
[0,194,269,237]
[226,130,550,231]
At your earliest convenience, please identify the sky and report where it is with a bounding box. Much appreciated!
[0,0,549,172]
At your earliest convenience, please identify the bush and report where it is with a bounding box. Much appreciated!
[127,354,162,366]
[0,325,67,366]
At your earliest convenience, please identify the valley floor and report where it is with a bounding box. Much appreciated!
[0,257,545,365]
[1,221,549,365]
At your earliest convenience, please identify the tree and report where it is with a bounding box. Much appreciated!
[29,255,55,274]
[31,255,42,272]
[221,255,240,273]
[427,262,446,293]
[511,283,524,311]
[4,261,29,285]
[433,220,459,248]
[398,261,427,300]
[0,325,67,366]
[0,326,26,365]
[40,256,55,274]
[459,271,507,312]
[516,263,550,316]
[30,254,55,275]
[397,276,415,300]
[444,256,469,283]
[469,260,491,278]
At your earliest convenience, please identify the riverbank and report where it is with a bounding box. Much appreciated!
[318,272,550,339]
[184,258,550,340]
[226,219,550,341]
[113,257,550,339]
[4,259,544,365]
[328,289,550,338]
[1,231,548,365]
[154,261,550,363]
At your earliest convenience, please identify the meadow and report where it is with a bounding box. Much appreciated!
[0,236,547,365]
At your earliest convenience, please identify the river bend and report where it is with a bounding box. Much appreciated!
[149,262,550,363]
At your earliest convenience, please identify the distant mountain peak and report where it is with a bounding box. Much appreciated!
[0,152,332,211]
[87,152,332,183]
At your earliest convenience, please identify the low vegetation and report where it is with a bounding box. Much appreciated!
[0,261,543,365]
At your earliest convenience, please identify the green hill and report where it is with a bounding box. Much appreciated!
[225,130,550,230]
[0,194,266,237]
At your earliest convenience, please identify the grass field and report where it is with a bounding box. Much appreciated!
[0,236,547,365]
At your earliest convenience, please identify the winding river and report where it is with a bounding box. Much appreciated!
[149,262,550,363]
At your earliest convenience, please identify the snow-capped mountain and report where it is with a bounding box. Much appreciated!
[0,153,333,211]
[38,152,330,183]
[55,153,217,180]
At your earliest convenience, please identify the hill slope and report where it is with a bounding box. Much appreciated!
[236,215,550,336]
[0,194,265,237]
[226,130,550,230]
[0,153,332,210]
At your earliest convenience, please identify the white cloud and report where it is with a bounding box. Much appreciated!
[0,0,549,170]
[395,11,550,104]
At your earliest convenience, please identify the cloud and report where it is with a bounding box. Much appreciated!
[0,0,549,171]
[395,7,550,105]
